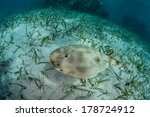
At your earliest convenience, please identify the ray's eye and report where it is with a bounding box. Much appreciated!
[95,57,100,62]
[65,54,68,58]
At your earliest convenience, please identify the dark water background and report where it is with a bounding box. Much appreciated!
[0,0,150,44]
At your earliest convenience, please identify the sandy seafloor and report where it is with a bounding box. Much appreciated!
[0,7,150,100]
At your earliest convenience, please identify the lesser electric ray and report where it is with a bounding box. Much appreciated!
[49,45,122,79]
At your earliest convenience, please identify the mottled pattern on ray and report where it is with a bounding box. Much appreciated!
[49,45,121,79]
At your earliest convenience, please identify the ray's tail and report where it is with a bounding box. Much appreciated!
[104,55,123,68]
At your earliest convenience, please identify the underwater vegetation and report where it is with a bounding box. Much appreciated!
[0,59,12,99]
[0,7,150,100]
